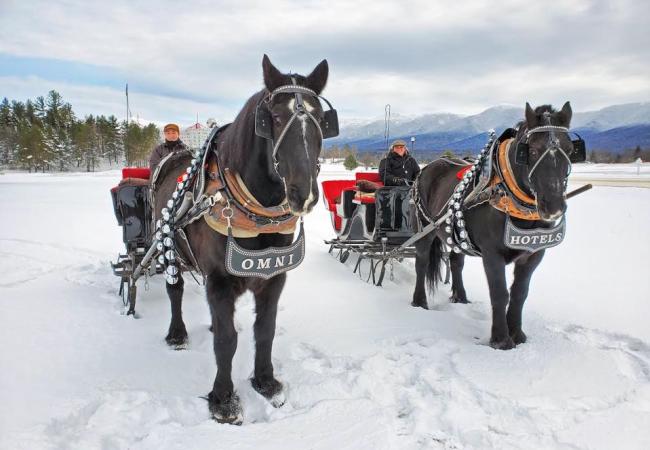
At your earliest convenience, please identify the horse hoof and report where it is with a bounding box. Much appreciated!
[251,377,285,407]
[411,300,428,310]
[208,392,243,425]
[510,329,527,345]
[450,294,470,304]
[165,326,188,348]
[489,336,516,350]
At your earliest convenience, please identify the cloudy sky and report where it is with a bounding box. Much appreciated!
[1,0,648,126]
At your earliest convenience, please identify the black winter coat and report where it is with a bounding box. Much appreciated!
[378,151,421,186]
[149,140,189,172]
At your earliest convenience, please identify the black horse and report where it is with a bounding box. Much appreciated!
[412,102,579,350]
[152,55,329,423]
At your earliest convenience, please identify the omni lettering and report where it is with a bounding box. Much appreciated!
[240,253,296,271]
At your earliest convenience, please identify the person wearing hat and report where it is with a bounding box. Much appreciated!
[378,139,421,186]
[148,123,189,172]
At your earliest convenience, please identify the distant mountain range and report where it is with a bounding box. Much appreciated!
[331,103,650,154]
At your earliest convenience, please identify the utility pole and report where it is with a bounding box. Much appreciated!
[125,83,129,166]
[125,83,129,127]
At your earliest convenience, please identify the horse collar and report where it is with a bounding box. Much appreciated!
[204,149,298,238]
[496,138,536,206]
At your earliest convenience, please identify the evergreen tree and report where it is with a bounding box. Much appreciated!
[0,98,14,166]
[344,153,358,171]
[1,90,159,171]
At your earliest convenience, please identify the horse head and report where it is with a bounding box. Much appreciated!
[518,101,577,221]
[260,54,330,216]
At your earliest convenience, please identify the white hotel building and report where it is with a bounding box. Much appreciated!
[182,121,212,150]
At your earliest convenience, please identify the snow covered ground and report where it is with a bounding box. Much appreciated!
[0,165,649,450]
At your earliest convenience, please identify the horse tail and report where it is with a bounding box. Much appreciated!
[425,236,444,292]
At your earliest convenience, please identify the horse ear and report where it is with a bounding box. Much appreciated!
[262,54,284,92]
[305,59,328,95]
[525,102,537,127]
[557,101,572,126]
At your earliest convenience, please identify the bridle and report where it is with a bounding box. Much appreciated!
[256,78,338,179]
[514,112,585,189]
[524,124,573,182]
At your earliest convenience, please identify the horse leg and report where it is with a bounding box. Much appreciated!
[507,251,545,345]
[481,253,515,350]
[412,235,434,309]
[165,274,188,347]
[251,274,286,406]
[449,252,470,304]
[206,275,242,425]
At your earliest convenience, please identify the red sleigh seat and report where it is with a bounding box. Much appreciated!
[321,172,385,231]
[111,167,151,193]
[122,167,151,180]
[321,179,356,230]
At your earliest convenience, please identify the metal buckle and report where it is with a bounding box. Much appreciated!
[221,205,234,219]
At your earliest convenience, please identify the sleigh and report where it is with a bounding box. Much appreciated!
[321,172,420,286]
[110,167,164,314]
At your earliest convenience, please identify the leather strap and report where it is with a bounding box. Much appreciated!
[223,168,292,218]
[202,157,298,237]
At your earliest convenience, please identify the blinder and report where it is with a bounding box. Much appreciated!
[515,141,530,165]
[569,134,586,163]
[255,102,274,140]
[319,97,340,139]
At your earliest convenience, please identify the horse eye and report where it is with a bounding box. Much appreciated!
[272,114,281,124]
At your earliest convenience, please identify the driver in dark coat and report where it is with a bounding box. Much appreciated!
[379,139,421,186]
[149,123,189,172]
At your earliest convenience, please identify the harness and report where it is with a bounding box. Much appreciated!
[489,138,541,221]
[151,81,335,284]
[407,121,583,257]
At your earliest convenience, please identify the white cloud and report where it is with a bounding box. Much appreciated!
[0,76,229,127]
[1,0,648,120]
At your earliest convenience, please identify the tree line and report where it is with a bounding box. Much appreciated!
[323,143,649,171]
[0,90,160,172]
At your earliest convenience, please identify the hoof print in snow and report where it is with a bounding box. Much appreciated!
[208,392,243,425]
[489,336,516,350]
[251,377,285,407]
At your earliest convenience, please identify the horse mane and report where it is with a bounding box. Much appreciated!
[217,90,265,170]
[533,104,556,115]
[515,104,560,136]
